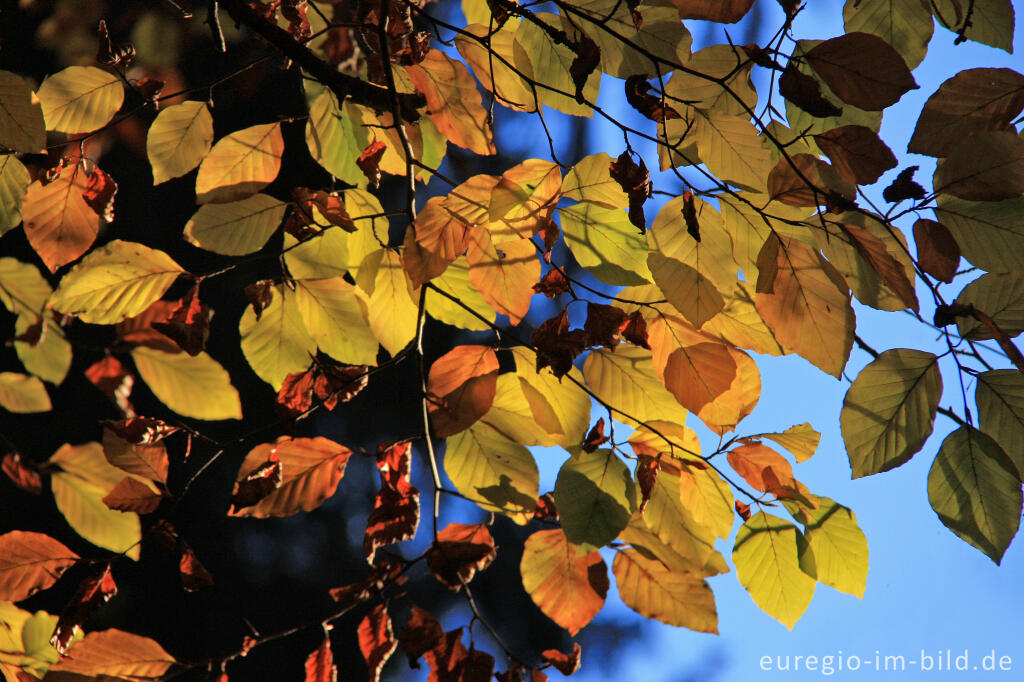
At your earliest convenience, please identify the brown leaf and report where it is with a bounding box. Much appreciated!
[50,565,118,656]
[102,477,162,514]
[778,64,843,118]
[532,310,589,378]
[245,280,276,322]
[670,0,756,22]
[2,453,42,495]
[23,163,108,272]
[81,166,118,223]
[151,285,213,356]
[840,223,918,311]
[909,68,1024,157]
[316,364,370,410]
[282,0,311,40]
[620,311,650,350]
[229,457,283,513]
[608,151,652,234]
[534,492,558,521]
[735,500,751,520]
[359,604,397,682]
[913,219,960,284]
[400,605,443,669]
[424,628,495,682]
[755,232,781,294]
[364,442,420,564]
[304,632,338,682]
[583,303,627,350]
[882,166,926,203]
[581,418,610,453]
[289,188,357,235]
[358,140,388,189]
[624,75,681,124]
[767,153,856,208]
[96,19,135,68]
[426,523,496,590]
[427,346,499,438]
[540,218,560,262]
[636,455,660,513]
[681,190,701,242]
[0,531,79,602]
[102,424,169,483]
[116,300,182,353]
[541,643,581,676]
[179,543,214,592]
[569,36,600,103]
[84,356,136,418]
[804,32,917,111]
[933,130,1024,201]
[329,555,405,604]
[814,125,898,185]
[533,269,571,298]
[276,368,317,420]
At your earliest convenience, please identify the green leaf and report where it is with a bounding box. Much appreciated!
[613,548,717,632]
[955,273,1024,340]
[239,284,317,389]
[933,131,1024,201]
[975,370,1024,476]
[147,101,214,185]
[733,512,816,630]
[295,277,379,366]
[933,194,1024,273]
[131,347,242,420]
[0,372,51,413]
[664,44,756,116]
[583,346,689,428]
[48,442,142,560]
[195,122,284,204]
[932,0,1015,53]
[37,66,123,134]
[843,0,934,69]
[692,110,774,192]
[928,426,1022,564]
[555,448,636,551]
[0,70,45,153]
[184,194,286,256]
[444,421,539,524]
[427,256,495,331]
[559,202,651,286]
[47,240,183,325]
[305,90,369,187]
[841,349,942,478]
[0,257,50,316]
[0,155,30,235]
[15,314,71,385]
[788,495,869,598]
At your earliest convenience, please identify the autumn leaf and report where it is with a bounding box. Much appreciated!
[427,345,499,438]
[358,604,397,682]
[364,442,420,564]
[304,631,337,682]
[541,644,581,676]
[2,452,42,495]
[520,529,608,635]
[50,565,118,656]
[0,531,79,602]
[400,605,443,669]
[532,309,589,378]
[406,49,495,155]
[913,219,960,283]
[426,523,497,589]
[804,32,918,110]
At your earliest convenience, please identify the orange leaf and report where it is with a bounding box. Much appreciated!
[406,49,495,155]
[102,477,162,514]
[427,345,499,438]
[115,300,182,353]
[424,628,495,682]
[304,632,337,682]
[399,605,443,669]
[2,452,42,495]
[0,530,79,601]
[520,529,608,636]
[466,229,539,325]
[151,285,214,356]
[727,443,795,493]
[102,420,171,483]
[364,442,420,564]
[358,604,397,682]
[541,643,581,676]
[84,356,136,418]
[49,628,175,678]
[179,543,214,592]
[426,523,496,589]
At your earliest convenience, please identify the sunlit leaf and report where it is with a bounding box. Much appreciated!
[561,153,629,208]
[131,347,242,421]
[296,277,379,366]
[0,531,79,602]
[37,66,123,134]
[0,372,51,414]
[184,194,286,255]
[15,313,71,385]
[0,156,30,235]
[556,448,635,551]
[613,548,718,632]
[787,495,869,598]
[456,22,536,113]
[843,0,934,69]
[975,370,1024,476]
[466,230,538,324]
[692,110,774,192]
[520,529,608,635]
[560,202,651,286]
[931,0,1014,52]
[147,100,214,184]
[48,628,175,678]
[427,345,499,439]
[0,70,45,153]
[195,122,284,204]
[240,284,318,389]
[406,49,495,155]
[513,13,599,117]
[305,89,368,187]
[366,250,418,356]
[752,423,821,464]
[955,273,1024,341]
[583,346,688,428]
[427,255,495,331]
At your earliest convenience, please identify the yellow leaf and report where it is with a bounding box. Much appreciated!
[582,346,690,429]
[520,529,608,635]
[649,194,737,292]
[131,347,242,420]
[0,257,50,316]
[456,22,536,112]
[49,443,142,560]
[718,191,813,280]
[184,194,286,256]
[229,436,352,518]
[559,202,652,286]
[640,471,729,576]
[627,420,702,461]
[733,512,816,629]
[48,629,175,678]
[284,231,351,281]
[366,250,418,356]
[0,372,51,413]
[426,256,495,331]
[47,240,183,325]
[0,70,45,153]
[239,284,317,389]
[37,66,123,134]
[480,373,563,446]
[21,164,105,272]
[648,253,725,329]
[693,110,774,192]
[305,90,368,187]
[0,156,30,235]
[676,464,735,539]
[444,174,499,226]
[561,153,629,208]
[147,101,214,184]
[466,231,538,325]
[413,195,472,265]
[702,281,786,357]
[569,1,692,79]
[513,13,598,117]
[666,44,756,116]
[296,277,379,366]
[754,235,855,378]
[444,421,539,524]
[15,313,72,385]
[752,423,821,463]
[509,346,590,445]
[613,548,718,632]
[406,49,495,155]
[195,122,284,204]
[488,159,561,242]
[0,531,79,602]
[787,494,869,597]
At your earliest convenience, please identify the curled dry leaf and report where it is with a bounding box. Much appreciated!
[624,75,681,123]
[358,604,397,682]
[533,268,571,298]
[152,285,214,356]
[541,643,582,676]
[609,151,653,234]
[329,554,405,604]
[883,166,926,203]
[399,604,443,669]
[304,631,337,682]
[735,500,752,520]
[179,542,214,592]
[364,442,420,564]
[583,303,628,350]
[636,455,660,513]
[244,280,275,321]
[569,36,601,103]
[116,300,182,354]
[426,523,497,590]
[534,492,558,521]
[50,564,118,656]
[84,356,135,418]
[532,310,589,378]
[581,418,610,453]
[913,219,960,284]
[357,140,388,189]
[2,452,42,495]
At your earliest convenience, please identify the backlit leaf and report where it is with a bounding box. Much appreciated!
[933,195,1024,273]
[648,253,724,329]
[509,346,590,445]
[304,632,337,682]
[184,194,286,255]
[240,284,318,389]
[456,23,536,113]
[466,231,538,324]
[296,277,379,366]
[15,313,72,385]
[47,240,183,324]
[555,448,636,551]
[520,529,608,635]
[358,605,396,682]
[931,0,1014,52]
[843,0,934,69]
[583,346,689,429]
[913,218,960,283]
[0,531,78,602]
[305,90,367,187]
[639,471,730,573]
[692,110,774,192]
[814,125,898,185]
[131,347,242,421]
[649,193,737,293]
[427,256,495,331]
[670,0,754,22]
[933,131,1024,201]
[561,153,629,208]
[613,548,718,632]
[406,49,495,155]
[489,159,561,242]
[427,346,499,439]
[0,70,45,153]
[0,373,51,413]
[366,250,418,356]
[0,156,30,235]
[560,202,651,286]
[732,512,816,629]
[195,122,284,204]
[753,423,821,463]
[37,66,123,134]
[48,628,175,679]
[102,477,162,514]
[804,32,917,110]
[928,427,1021,564]
[788,495,869,598]
[426,523,496,589]
[955,273,1024,341]
[513,13,598,117]
[976,370,1024,476]
[841,349,942,478]
[147,101,214,184]
[568,2,692,79]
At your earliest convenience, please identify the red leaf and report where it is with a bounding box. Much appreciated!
[636,455,660,513]
[581,418,609,453]
[583,302,628,350]
[179,543,214,592]
[569,37,600,103]
[608,151,652,234]
[152,285,214,356]
[276,369,317,419]
[913,219,960,284]
[315,364,370,410]
[228,457,283,513]
[104,416,179,447]
[358,140,388,190]
[400,605,443,669]
[364,442,420,564]
[424,629,494,682]
[245,280,275,321]
[358,604,397,682]
[621,310,650,350]
[329,554,405,604]
[533,492,558,522]
[304,631,338,682]
[624,75,680,123]
[81,166,118,223]
[532,269,571,298]
[51,565,117,656]
[84,356,135,418]
[531,310,588,378]
[541,643,581,676]
[102,477,162,514]
[2,453,42,495]
[116,300,182,353]
[426,523,496,590]
[735,500,751,520]
[778,64,842,118]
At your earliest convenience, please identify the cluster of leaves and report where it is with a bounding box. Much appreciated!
[0,0,1022,680]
